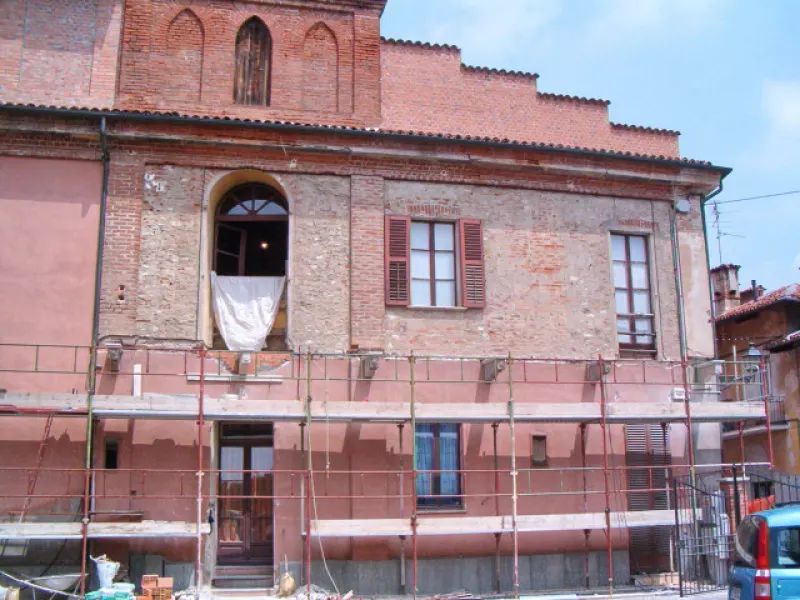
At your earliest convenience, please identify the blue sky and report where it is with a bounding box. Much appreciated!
[381,0,800,291]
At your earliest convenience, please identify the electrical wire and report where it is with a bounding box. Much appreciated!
[707,189,800,206]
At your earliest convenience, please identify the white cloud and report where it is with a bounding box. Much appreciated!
[583,0,724,48]
[754,80,800,171]
[423,0,562,65]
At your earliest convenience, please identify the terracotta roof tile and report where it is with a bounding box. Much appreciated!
[0,102,726,170]
[716,283,800,322]
[537,92,610,106]
[461,64,539,80]
[611,122,680,136]
[381,37,460,51]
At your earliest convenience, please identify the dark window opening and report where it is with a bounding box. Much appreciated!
[234,18,272,106]
[612,233,656,358]
[532,434,547,467]
[214,183,288,277]
[104,439,119,470]
[415,423,462,509]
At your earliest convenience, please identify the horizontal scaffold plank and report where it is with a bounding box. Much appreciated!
[0,393,766,423]
[0,521,211,540]
[311,509,695,538]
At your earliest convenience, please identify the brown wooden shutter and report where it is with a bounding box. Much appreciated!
[458,219,486,308]
[385,216,410,306]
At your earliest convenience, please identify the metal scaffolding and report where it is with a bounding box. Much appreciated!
[0,343,777,597]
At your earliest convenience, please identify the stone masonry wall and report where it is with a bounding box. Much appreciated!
[382,180,684,358]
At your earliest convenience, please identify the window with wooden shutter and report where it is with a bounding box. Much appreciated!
[234,17,272,106]
[385,216,410,306]
[459,219,486,308]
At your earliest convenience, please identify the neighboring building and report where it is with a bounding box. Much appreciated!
[714,264,800,475]
[0,0,759,595]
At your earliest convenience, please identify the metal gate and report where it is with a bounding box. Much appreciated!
[674,473,735,596]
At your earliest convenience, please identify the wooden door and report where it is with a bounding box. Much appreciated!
[218,431,273,565]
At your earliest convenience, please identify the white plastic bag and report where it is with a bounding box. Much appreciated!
[91,554,120,589]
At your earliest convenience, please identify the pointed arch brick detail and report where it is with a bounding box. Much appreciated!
[302,22,339,113]
[165,9,204,103]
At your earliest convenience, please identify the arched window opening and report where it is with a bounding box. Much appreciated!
[214,183,288,277]
[234,18,272,106]
[213,182,288,352]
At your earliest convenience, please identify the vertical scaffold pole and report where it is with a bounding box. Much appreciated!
[580,423,590,590]
[409,352,418,600]
[196,348,206,591]
[80,345,97,595]
[305,352,313,597]
[300,420,306,584]
[399,423,406,594]
[492,422,501,594]
[598,356,614,597]
[508,354,520,599]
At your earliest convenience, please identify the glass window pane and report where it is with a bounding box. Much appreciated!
[631,263,648,288]
[434,251,455,280]
[617,318,631,333]
[435,281,456,307]
[433,223,454,251]
[633,291,651,314]
[629,236,647,262]
[634,318,652,334]
[251,447,273,473]
[256,201,287,216]
[439,426,459,496]
[613,262,628,287]
[415,425,434,498]
[411,280,431,306]
[411,222,429,250]
[618,333,633,344]
[411,250,430,279]
[220,447,244,482]
[611,235,626,261]
[615,290,630,313]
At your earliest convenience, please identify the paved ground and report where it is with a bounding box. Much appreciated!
[520,591,728,600]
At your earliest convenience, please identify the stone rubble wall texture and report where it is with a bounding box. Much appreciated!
[110,153,702,358]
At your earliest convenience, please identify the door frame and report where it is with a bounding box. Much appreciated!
[216,423,275,566]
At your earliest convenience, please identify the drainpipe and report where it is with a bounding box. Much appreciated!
[81,117,110,592]
[700,181,725,359]
[669,206,688,362]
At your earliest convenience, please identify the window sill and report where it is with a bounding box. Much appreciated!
[416,505,467,514]
[406,306,468,312]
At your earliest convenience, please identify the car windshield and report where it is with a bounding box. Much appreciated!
[775,527,800,568]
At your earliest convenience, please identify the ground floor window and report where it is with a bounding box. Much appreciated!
[415,423,462,508]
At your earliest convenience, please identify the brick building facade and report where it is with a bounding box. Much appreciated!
[0,0,748,595]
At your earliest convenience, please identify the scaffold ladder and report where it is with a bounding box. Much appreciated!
[19,412,54,522]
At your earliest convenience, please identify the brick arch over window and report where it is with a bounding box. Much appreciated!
[302,22,339,113]
[165,9,204,103]
[234,17,272,106]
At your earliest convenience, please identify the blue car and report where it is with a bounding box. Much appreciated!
[730,505,800,600]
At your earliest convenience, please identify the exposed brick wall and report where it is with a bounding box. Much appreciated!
[137,164,204,339]
[350,175,385,349]
[302,22,339,112]
[1,114,716,358]
[99,153,146,337]
[382,180,683,358]
[162,10,204,104]
[116,1,371,125]
[0,0,123,106]
[380,41,681,158]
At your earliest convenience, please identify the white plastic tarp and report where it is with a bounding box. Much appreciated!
[211,273,285,351]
